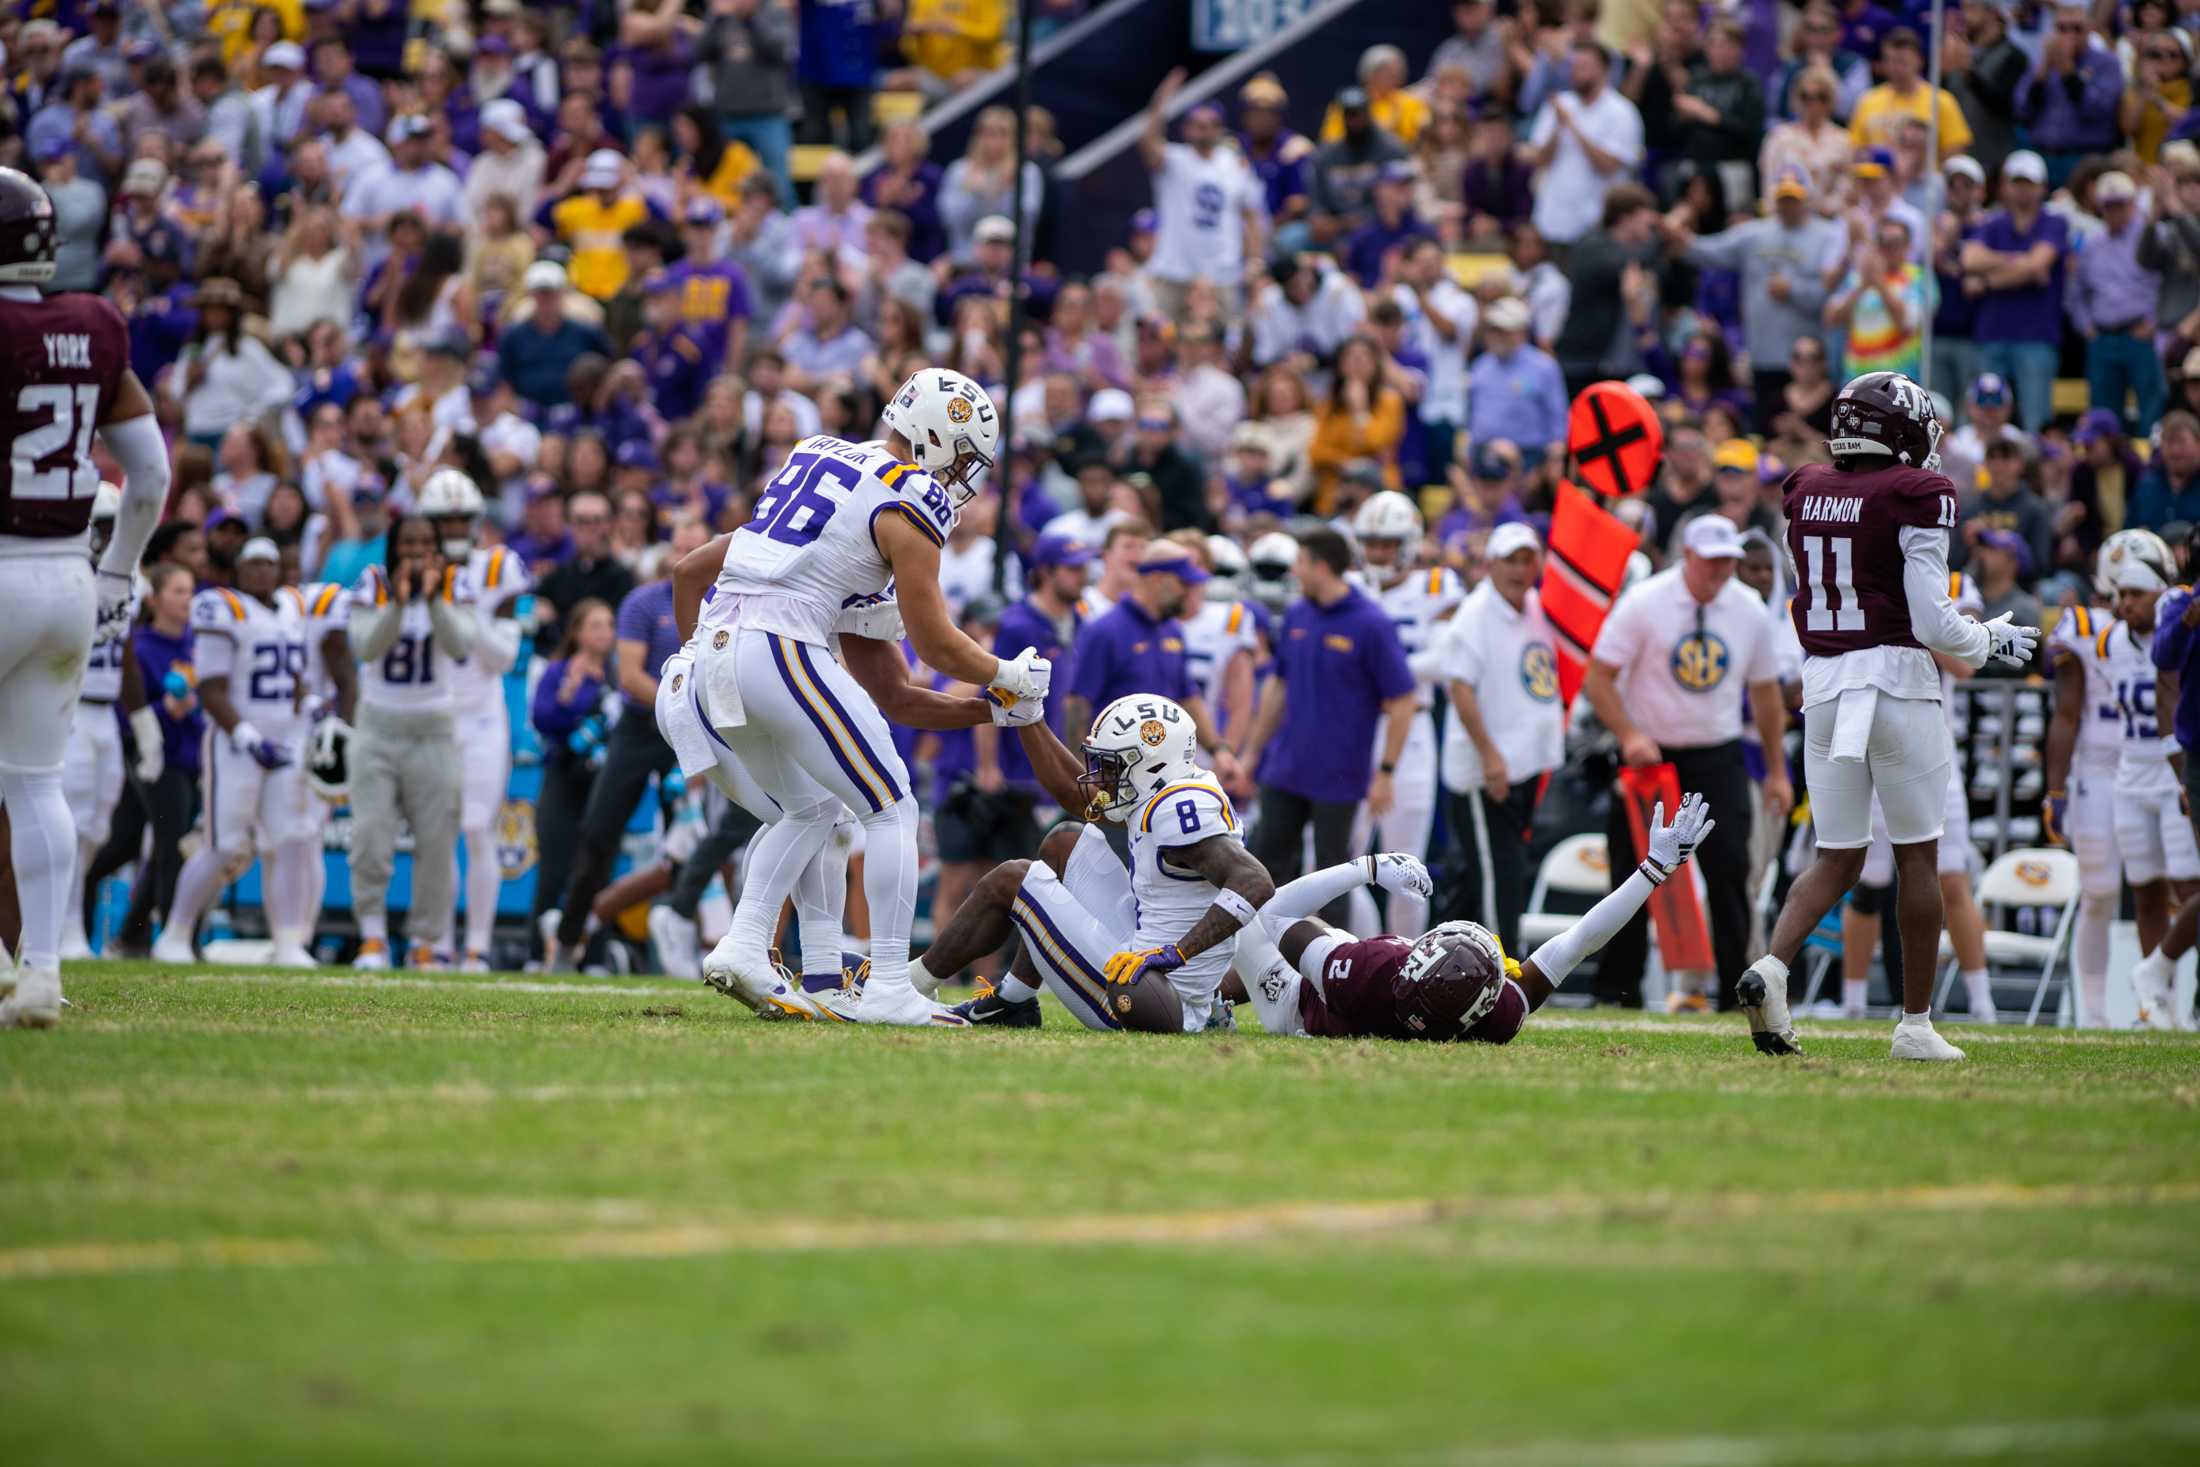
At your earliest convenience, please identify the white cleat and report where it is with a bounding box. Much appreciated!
[352,939,392,972]
[701,938,821,1020]
[57,926,93,963]
[0,965,63,1029]
[1891,1016,1966,1062]
[1735,957,1800,1055]
[0,940,16,998]
[268,944,317,970]
[647,905,701,980]
[458,951,492,975]
[2131,952,2178,1031]
[852,975,970,1027]
[150,930,196,966]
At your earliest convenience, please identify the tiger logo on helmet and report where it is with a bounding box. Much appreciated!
[1080,695,1200,822]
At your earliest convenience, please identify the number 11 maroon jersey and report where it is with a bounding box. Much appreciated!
[1781,462,1959,656]
[0,291,131,541]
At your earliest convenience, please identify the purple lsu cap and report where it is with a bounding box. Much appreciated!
[1969,372,2011,407]
[1130,208,1157,234]
[2073,407,2123,445]
[1029,533,1094,570]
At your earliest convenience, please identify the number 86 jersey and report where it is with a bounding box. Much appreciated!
[1781,459,1961,706]
[715,435,959,647]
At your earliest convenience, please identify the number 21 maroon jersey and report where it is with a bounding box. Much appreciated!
[0,291,131,541]
[1781,461,1959,657]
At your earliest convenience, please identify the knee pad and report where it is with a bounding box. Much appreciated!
[1848,881,1891,917]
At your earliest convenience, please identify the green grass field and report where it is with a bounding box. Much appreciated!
[4,960,2198,1467]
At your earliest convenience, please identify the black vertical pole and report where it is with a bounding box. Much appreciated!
[992,0,1038,595]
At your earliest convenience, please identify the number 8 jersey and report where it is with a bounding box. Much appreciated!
[1781,459,1963,708]
[715,435,958,646]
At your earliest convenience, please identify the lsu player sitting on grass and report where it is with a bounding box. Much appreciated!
[688,368,1046,1027]
[153,537,354,968]
[1224,795,1713,1043]
[910,693,1275,1032]
[654,539,1045,1018]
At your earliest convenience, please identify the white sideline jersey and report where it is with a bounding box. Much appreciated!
[2099,616,2180,795]
[1363,566,1466,708]
[351,563,479,713]
[1180,598,1261,713]
[714,435,958,647]
[2048,603,2124,769]
[80,571,147,703]
[189,584,334,734]
[1128,771,1244,1002]
[449,545,531,713]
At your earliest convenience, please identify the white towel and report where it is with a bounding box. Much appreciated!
[653,652,725,784]
[1828,686,1878,764]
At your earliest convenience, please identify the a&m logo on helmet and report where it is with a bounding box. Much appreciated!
[1139,718,1167,747]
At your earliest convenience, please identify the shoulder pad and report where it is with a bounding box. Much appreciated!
[192,587,246,628]
[1138,779,1239,838]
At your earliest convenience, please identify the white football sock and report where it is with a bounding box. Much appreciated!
[793,815,854,976]
[63,835,95,947]
[854,796,919,989]
[1842,977,1868,1018]
[267,838,319,944]
[2074,891,2113,1022]
[1961,968,1994,1019]
[1,770,75,972]
[996,974,1037,1003]
[462,826,500,954]
[161,845,230,953]
[726,802,836,964]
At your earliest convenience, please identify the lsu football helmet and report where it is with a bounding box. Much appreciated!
[1079,694,1201,823]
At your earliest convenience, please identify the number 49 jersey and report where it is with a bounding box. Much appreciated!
[1128,772,1245,1000]
[1782,460,1960,705]
[0,292,130,542]
[716,435,958,647]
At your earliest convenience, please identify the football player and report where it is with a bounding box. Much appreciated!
[421,468,530,972]
[2044,534,2152,1025]
[913,693,1275,1033]
[153,539,349,968]
[1739,372,2036,1061]
[693,368,1043,1026]
[0,167,170,1029]
[58,483,163,961]
[1348,489,1463,937]
[1226,796,1713,1043]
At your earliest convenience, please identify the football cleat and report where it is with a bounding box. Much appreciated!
[1891,1017,1966,1062]
[407,945,450,972]
[459,951,492,975]
[702,939,822,1020]
[853,975,970,1027]
[952,976,1041,1028]
[268,942,317,970]
[1665,990,1710,1014]
[57,925,93,963]
[2131,952,2177,1031]
[0,965,62,1029]
[352,939,392,972]
[646,906,701,981]
[1736,959,1801,1055]
[151,928,197,966]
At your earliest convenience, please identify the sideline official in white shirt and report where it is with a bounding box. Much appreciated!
[1582,515,1792,1008]
[1429,523,1565,957]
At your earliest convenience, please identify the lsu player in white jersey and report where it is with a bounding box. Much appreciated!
[346,514,480,969]
[419,468,530,971]
[912,693,1276,1030]
[694,367,1045,1025]
[1347,490,1462,937]
[153,539,349,967]
[1844,571,1997,1022]
[1172,531,1263,740]
[2045,532,2154,1025]
[58,483,163,960]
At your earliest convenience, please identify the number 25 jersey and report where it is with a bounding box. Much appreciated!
[1781,460,1960,707]
[715,435,958,647]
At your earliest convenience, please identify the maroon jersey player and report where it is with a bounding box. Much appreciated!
[1736,372,2035,1063]
[0,166,171,1030]
[1225,796,1715,1043]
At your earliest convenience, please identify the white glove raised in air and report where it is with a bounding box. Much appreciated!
[990,646,1052,702]
[1640,793,1714,886]
[1981,611,2039,669]
[988,685,1045,727]
[1364,852,1432,900]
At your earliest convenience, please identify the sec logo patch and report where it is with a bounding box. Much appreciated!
[1670,631,1730,692]
[1520,642,1558,703]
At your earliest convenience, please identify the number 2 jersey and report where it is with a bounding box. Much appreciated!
[349,563,479,713]
[1298,934,1528,1044]
[714,435,958,647]
[1127,771,1246,1003]
[1781,460,1962,709]
[189,582,347,737]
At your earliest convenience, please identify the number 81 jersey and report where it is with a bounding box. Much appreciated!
[715,435,958,646]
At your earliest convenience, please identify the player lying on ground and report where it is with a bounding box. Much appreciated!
[908,693,1275,1032]
[1221,796,1713,1042]
[657,541,1042,1018]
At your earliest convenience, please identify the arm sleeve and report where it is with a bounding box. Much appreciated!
[1528,868,1659,989]
[349,598,402,661]
[1258,860,1374,936]
[94,413,172,579]
[427,593,479,659]
[1899,526,1992,669]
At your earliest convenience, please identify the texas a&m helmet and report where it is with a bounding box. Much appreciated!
[1395,920,1509,1038]
[0,167,57,286]
[1827,370,1942,473]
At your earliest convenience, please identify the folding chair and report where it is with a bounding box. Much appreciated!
[1933,848,2081,1026]
[1519,834,1610,952]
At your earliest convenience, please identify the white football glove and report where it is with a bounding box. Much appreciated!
[1640,793,1714,885]
[990,646,1052,702]
[987,686,1045,727]
[94,568,138,641]
[128,705,163,785]
[1981,612,2039,669]
[1365,852,1432,900]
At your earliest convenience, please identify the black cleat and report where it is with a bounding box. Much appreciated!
[952,979,1041,1028]
[1735,971,1803,1055]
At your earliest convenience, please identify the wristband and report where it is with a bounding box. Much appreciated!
[1637,858,1670,887]
[1379,761,1397,775]
[1214,888,1257,925]
[230,720,265,753]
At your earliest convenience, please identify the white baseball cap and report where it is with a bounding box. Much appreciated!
[1088,388,1135,423]
[238,536,282,565]
[579,148,623,189]
[1484,296,1530,333]
[481,98,531,145]
[522,259,567,292]
[2003,149,2048,185]
[1943,154,1986,185]
[262,40,305,70]
[1487,522,1542,560]
[1683,514,1745,560]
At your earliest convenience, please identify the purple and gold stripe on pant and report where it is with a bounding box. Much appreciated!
[769,635,901,813]
[1009,891,1118,1030]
